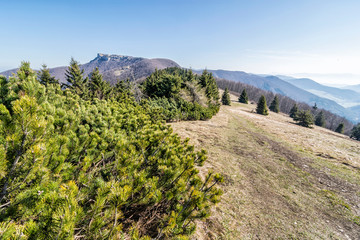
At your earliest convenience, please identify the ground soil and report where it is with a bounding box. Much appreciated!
[170,96,360,240]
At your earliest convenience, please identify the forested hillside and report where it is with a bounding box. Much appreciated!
[197,69,358,122]
[143,68,220,121]
[0,62,222,239]
[217,78,354,135]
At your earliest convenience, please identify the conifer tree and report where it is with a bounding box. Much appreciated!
[294,110,314,127]
[256,95,269,115]
[143,70,181,98]
[221,87,231,105]
[16,61,35,80]
[335,122,345,134]
[289,103,299,118]
[313,102,318,110]
[315,111,325,127]
[351,124,360,140]
[89,67,111,100]
[269,95,280,113]
[62,58,89,98]
[238,89,248,104]
[113,78,132,100]
[142,67,220,121]
[199,70,219,101]
[38,64,59,86]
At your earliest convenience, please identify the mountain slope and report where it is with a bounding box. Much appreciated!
[0,54,180,84]
[343,84,360,94]
[195,69,358,122]
[279,77,360,108]
[171,95,360,239]
[1,59,358,122]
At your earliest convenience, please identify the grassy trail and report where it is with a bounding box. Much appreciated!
[170,99,360,240]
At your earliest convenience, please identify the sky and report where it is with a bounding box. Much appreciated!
[1,0,360,85]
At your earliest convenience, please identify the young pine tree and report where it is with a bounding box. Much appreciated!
[313,102,318,110]
[62,58,89,98]
[38,64,59,86]
[289,103,299,118]
[269,95,280,113]
[351,124,360,140]
[315,111,325,127]
[294,110,314,127]
[238,89,248,104]
[221,87,231,105]
[256,95,269,115]
[89,67,111,100]
[335,122,345,134]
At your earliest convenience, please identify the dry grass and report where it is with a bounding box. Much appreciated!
[170,94,360,240]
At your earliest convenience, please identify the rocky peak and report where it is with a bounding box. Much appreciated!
[94,53,141,63]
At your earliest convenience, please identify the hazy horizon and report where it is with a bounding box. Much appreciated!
[2,0,360,85]
[2,53,360,86]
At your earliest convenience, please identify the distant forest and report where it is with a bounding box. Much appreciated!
[216,78,354,135]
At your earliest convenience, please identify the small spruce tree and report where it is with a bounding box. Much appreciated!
[289,103,299,118]
[351,124,360,140]
[294,110,314,127]
[269,95,280,113]
[221,87,231,105]
[238,89,248,104]
[256,95,269,115]
[38,64,59,86]
[315,111,325,127]
[89,67,111,100]
[313,102,318,110]
[335,122,344,134]
[62,58,89,98]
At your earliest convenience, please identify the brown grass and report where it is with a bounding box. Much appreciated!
[170,94,360,240]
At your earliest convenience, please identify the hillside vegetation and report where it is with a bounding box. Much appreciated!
[0,63,222,239]
[199,69,358,122]
[217,79,354,134]
[171,93,360,239]
[143,68,220,122]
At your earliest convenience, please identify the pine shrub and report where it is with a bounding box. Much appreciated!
[142,68,220,122]
[0,62,223,239]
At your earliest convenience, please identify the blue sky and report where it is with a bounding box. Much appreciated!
[1,0,360,84]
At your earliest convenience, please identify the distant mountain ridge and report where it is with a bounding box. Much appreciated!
[194,69,359,122]
[1,54,359,122]
[276,76,360,108]
[343,84,360,93]
[0,54,180,85]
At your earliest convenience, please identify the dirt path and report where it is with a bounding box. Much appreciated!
[170,101,360,240]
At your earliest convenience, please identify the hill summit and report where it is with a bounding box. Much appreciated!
[1,54,180,84]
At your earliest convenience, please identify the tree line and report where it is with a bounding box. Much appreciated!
[216,78,354,135]
[142,68,220,122]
